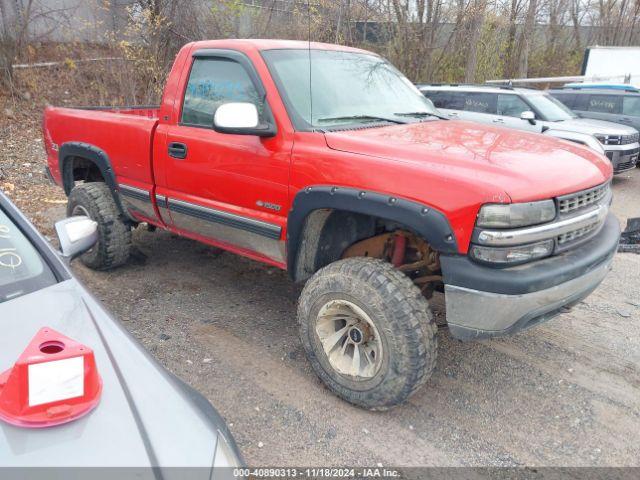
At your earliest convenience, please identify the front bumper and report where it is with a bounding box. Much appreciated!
[605,143,639,173]
[441,213,620,340]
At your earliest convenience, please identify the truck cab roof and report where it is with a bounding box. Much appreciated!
[186,38,374,55]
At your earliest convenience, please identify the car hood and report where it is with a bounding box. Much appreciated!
[323,120,612,202]
[0,279,223,471]
[546,117,638,136]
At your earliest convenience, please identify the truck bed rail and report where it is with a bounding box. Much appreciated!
[69,105,160,119]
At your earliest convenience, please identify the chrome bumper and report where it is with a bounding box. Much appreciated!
[444,256,613,340]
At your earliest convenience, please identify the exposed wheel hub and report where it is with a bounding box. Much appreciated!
[348,327,363,344]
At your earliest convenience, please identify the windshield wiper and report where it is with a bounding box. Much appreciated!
[317,115,407,125]
[394,111,448,120]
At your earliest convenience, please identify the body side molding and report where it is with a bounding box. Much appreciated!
[167,198,282,239]
[166,198,285,263]
[118,184,158,221]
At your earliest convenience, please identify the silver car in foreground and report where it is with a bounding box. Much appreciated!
[0,190,243,479]
[419,84,640,173]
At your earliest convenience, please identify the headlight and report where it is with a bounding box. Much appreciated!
[476,200,556,228]
[594,134,609,145]
[470,240,554,265]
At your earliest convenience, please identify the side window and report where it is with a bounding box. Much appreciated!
[181,58,261,127]
[586,95,622,114]
[622,96,640,117]
[463,92,497,114]
[422,91,441,107]
[497,94,531,117]
[572,94,589,110]
[550,93,575,108]
[426,91,465,110]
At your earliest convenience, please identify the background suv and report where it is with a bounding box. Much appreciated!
[419,84,640,173]
[548,87,640,133]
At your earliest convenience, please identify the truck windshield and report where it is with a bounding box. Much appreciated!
[0,207,56,303]
[262,49,439,129]
[526,93,577,122]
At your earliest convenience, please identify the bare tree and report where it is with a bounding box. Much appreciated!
[516,0,537,76]
[464,0,487,82]
[5,0,640,101]
[0,0,77,90]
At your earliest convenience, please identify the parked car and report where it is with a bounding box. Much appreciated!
[419,84,639,173]
[0,190,243,475]
[42,39,619,410]
[548,87,640,133]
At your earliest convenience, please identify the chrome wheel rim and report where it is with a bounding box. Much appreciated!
[315,300,383,379]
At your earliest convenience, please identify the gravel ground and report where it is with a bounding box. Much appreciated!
[2,108,640,467]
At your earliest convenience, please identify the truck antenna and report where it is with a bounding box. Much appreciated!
[307,0,313,129]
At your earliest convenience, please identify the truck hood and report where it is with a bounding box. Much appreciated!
[323,120,612,202]
[0,279,222,472]
[545,117,639,136]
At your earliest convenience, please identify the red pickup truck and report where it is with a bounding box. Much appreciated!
[43,39,620,409]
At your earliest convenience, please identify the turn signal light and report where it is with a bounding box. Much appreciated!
[0,327,102,428]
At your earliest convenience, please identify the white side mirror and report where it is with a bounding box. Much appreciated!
[520,110,535,121]
[214,102,259,130]
[55,216,98,259]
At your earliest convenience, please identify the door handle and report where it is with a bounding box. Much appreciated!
[168,142,187,159]
[492,118,505,124]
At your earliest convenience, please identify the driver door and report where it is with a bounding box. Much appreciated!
[158,51,292,266]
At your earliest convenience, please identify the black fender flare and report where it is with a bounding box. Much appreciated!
[287,185,459,277]
[58,142,130,220]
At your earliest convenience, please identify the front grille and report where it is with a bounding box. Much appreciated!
[557,183,610,214]
[598,133,640,145]
[557,223,600,245]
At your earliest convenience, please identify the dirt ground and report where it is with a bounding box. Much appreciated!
[2,110,640,467]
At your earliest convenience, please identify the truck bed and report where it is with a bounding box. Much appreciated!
[43,105,160,188]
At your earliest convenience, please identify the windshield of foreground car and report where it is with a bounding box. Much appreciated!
[262,49,439,129]
[525,93,577,122]
[0,207,56,303]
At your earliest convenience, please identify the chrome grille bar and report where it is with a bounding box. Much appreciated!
[557,182,609,214]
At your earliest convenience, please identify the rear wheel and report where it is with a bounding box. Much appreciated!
[67,183,132,270]
[298,257,437,410]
